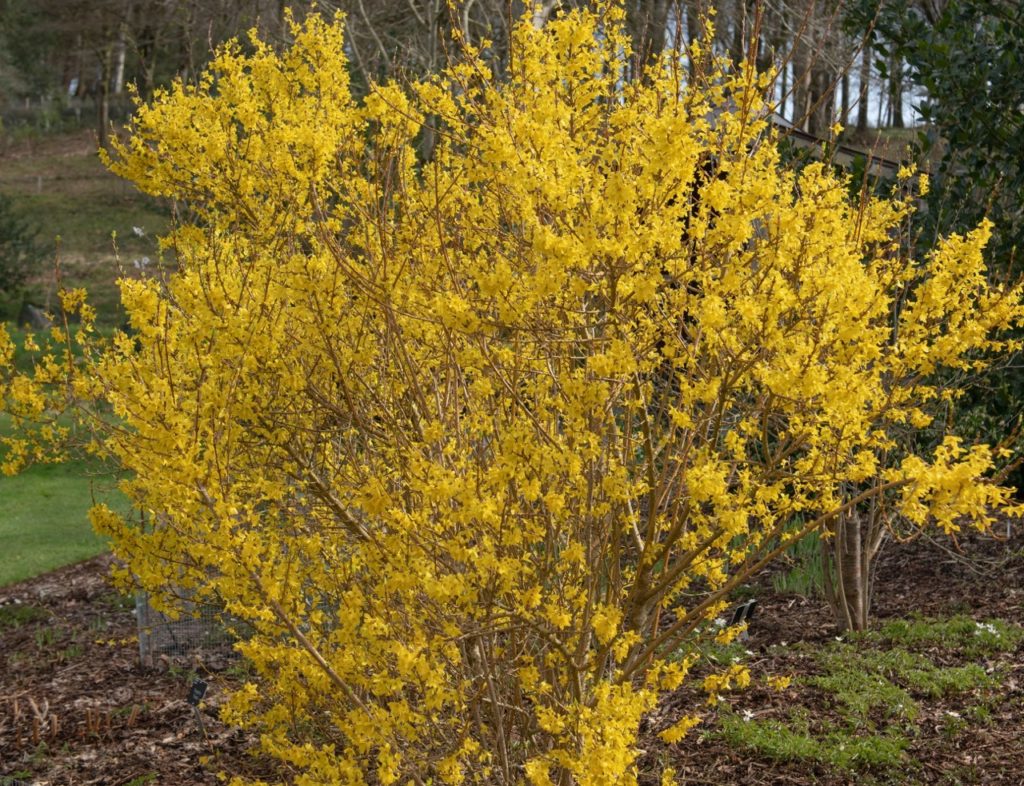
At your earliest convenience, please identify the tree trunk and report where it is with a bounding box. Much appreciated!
[530,0,559,29]
[829,509,868,631]
[626,0,670,80]
[823,500,889,633]
[683,1,706,77]
[806,63,834,137]
[779,60,789,121]
[890,52,905,128]
[419,0,442,162]
[729,0,748,65]
[791,38,810,131]
[856,40,871,133]
[98,42,113,151]
[112,23,127,96]
[840,70,850,128]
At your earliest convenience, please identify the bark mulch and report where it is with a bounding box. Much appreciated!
[1,522,1021,785]
[0,556,273,785]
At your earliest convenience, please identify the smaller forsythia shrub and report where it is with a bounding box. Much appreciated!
[2,4,1022,785]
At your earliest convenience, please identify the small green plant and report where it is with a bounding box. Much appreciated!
[101,591,136,612]
[966,704,992,724]
[58,642,83,661]
[33,626,56,647]
[28,741,49,765]
[717,712,819,762]
[865,616,1024,658]
[772,527,825,598]
[699,639,751,668]
[167,664,199,683]
[820,729,909,770]
[718,710,909,770]
[940,711,968,740]
[0,603,48,629]
[112,702,149,719]
[814,644,994,717]
[223,659,255,681]
[124,773,157,786]
[810,645,918,724]
[729,583,758,602]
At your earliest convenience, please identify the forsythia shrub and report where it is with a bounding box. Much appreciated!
[2,5,1023,785]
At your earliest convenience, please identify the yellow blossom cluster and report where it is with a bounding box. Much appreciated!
[1,4,1022,785]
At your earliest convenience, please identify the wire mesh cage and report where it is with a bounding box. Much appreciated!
[135,591,240,668]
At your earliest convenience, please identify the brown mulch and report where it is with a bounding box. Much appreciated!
[1,523,1022,785]
[0,556,271,784]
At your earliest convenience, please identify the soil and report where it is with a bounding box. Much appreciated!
[1,523,1021,785]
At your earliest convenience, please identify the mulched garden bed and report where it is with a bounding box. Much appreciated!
[1,522,1021,785]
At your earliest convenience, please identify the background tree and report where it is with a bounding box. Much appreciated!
[0,0,297,141]
[867,0,1023,266]
[859,0,1024,492]
[0,193,44,308]
[1,0,922,147]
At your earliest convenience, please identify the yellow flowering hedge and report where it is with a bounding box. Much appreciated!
[2,5,1022,785]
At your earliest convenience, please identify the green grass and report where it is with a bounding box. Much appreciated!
[0,455,123,586]
[0,366,126,587]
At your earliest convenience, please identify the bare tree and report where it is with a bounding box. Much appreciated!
[625,0,672,78]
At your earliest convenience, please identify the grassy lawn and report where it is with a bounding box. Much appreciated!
[0,456,124,587]
[0,334,128,587]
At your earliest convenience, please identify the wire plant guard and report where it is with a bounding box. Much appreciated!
[134,589,240,668]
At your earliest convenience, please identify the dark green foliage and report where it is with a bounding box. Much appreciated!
[880,1,1024,268]
[0,192,44,298]
[0,0,61,99]
[848,0,1024,263]
[849,0,1024,490]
